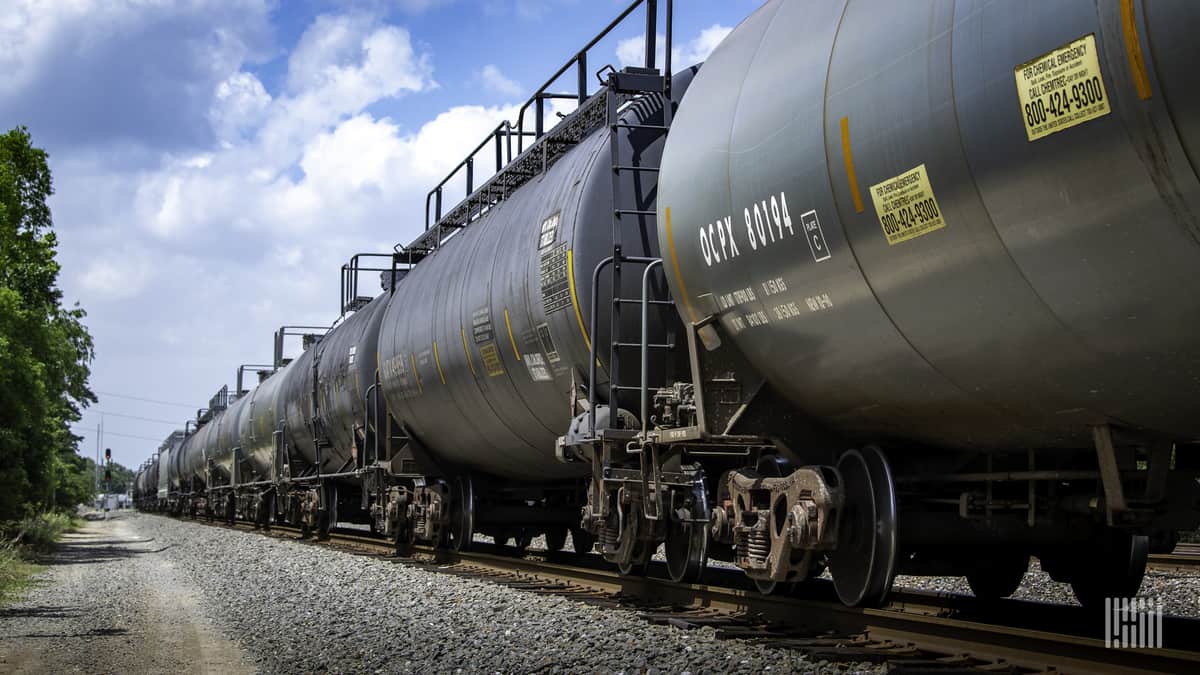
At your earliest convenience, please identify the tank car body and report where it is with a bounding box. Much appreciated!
[156,434,176,503]
[280,294,390,476]
[239,368,288,480]
[657,0,1200,451]
[376,76,694,481]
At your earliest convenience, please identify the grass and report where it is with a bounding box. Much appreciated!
[0,542,43,605]
[0,512,76,605]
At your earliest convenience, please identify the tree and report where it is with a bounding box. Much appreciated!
[0,126,95,521]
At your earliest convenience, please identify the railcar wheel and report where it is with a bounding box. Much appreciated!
[544,527,568,553]
[615,506,651,576]
[394,524,415,557]
[664,518,708,584]
[966,552,1029,601]
[617,541,651,576]
[570,527,595,554]
[445,475,474,552]
[316,485,333,541]
[1069,530,1149,609]
[754,578,783,595]
[829,446,898,607]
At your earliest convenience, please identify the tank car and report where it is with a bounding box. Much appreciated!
[622,0,1200,605]
[133,0,1200,610]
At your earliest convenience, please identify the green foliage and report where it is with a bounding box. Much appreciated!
[8,512,76,552]
[0,511,73,606]
[0,541,42,605]
[0,126,95,521]
[104,461,134,494]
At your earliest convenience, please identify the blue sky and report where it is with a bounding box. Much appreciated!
[0,0,763,471]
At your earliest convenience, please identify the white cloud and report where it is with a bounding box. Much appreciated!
[0,0,273,151]
[616,24,732,69]
[477,64,522,98]
[264,14,434,155]
[78,245,156,301]
[210,72,272,145]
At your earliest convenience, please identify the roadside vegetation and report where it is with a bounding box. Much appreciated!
[0,126,95,603]
[0,513,79,605]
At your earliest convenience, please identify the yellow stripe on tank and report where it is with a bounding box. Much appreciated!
[664,207,697,322]
[1120,0,1153,100]
[461,327,477,376]
[504,308,522,361]
[410,353,423,394]
[432,340,447,384]
[840,116,865,213]
[567,248,592,351]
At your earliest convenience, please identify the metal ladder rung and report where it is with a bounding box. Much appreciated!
[611,385,647,392]
[612,165,660,173]
[613,342,674,349]
[613,298,673,305]
[614,209,656,216]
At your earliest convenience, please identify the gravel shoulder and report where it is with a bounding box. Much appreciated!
[119,514,877,674]
[0,513,254,675]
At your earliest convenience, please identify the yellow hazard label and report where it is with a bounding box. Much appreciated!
[479,342,505,377]
[1014,34,1111,142]
[869,164,945,245]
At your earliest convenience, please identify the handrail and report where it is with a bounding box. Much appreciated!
[639,259,664,438]
[273,325,329,370]
[514,0,658,155]
[340,252,397,315]
[236,364,275,396]
[420,0,666,239]
[586,254,659,437]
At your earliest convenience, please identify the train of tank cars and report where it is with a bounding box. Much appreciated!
[134,0,1200,608]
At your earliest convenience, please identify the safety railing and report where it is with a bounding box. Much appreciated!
[413,0,668,253]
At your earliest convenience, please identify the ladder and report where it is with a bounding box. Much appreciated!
[586,24,676,440]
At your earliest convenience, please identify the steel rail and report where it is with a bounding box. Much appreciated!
[1149,542,1200,571]
[160,515,1200,674]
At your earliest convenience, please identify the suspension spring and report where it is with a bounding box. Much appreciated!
[747,522,770,564]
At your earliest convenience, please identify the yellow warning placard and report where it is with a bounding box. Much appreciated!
[1014,34,1111,141]
[479,342,505,377]
[869,164,945,245]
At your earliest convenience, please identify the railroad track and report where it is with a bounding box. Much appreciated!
[1148,542,1200,572]
[176,515,1200,674]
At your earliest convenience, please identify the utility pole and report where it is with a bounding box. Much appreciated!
[94,420,100,499]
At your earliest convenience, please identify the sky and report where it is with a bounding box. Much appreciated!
[0,0,764,471]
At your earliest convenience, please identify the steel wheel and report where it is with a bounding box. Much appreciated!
[829,446,898,607]
[544,527,568,553]
[754,578,782,595]
[570,527,595,554]
[966,552,1029,601]
[664,518,708,584]
[617,540,651,576]
[615,505,650,576]
[1070,530,1149,609]
[446,475,474,552]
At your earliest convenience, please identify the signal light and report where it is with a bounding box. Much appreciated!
[105,448,112,461]
[104,469,111,481]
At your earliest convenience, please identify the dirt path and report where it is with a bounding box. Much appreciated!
[0,513,254,674]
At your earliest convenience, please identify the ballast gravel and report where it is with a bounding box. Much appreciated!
[127,514,881,674]
[893,559,1200,618]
